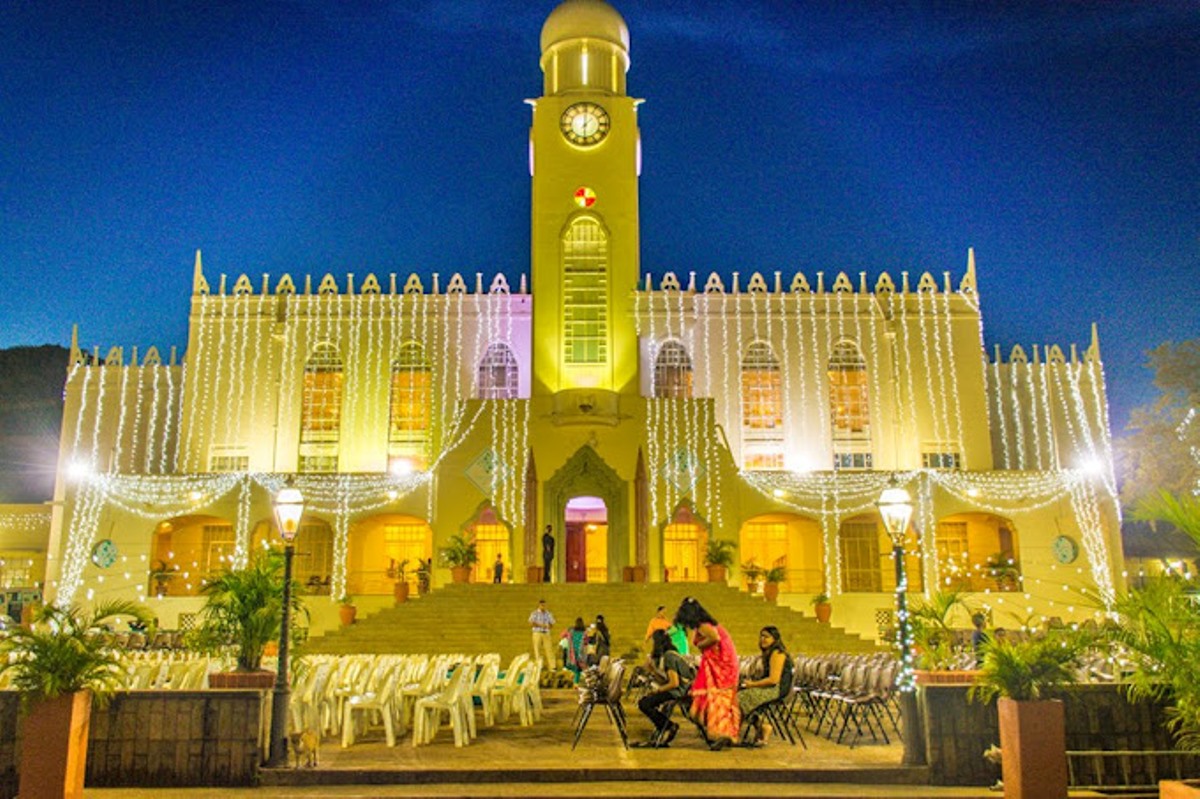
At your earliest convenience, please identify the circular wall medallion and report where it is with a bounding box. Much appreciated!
[91,538,119,569]
[574,186,596,208]
[1051,535,1079,565]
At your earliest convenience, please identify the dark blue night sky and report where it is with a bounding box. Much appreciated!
[1,1,1197,432]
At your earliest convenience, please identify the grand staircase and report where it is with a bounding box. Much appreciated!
[304,582,878,662]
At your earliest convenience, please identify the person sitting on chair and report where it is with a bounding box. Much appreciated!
[737,625,792,745]
[634,629,695,747]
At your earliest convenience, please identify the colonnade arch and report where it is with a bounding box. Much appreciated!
[837,513,923,595]
[150,514,234,597]
[249,516,334,596]
[738,513,824,594]
[347,513,432,595]
[935,512,1021,592]
[462,504,513,584]
[662,503,708,583]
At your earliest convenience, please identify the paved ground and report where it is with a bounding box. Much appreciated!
[82,690,1110,798]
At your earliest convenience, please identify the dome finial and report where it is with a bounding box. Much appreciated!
[541,0,630,55]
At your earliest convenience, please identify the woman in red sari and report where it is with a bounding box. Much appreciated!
[674,597,740,750]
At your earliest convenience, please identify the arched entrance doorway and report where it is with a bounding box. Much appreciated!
[565,496,607,583]
[544,445,629,584]
[935,513,1021,592]
[463,504,512,584]
[663,503,707,583]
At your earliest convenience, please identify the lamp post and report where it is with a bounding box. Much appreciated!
[877,478,923,766]
[267,483,304,768]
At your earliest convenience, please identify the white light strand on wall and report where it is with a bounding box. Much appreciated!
[232,477,251,569]
[942,289,966,458]
[992,357,1011,469]
[1068,479,1115,609]
[896,290,920,451]
[0,512,52,534]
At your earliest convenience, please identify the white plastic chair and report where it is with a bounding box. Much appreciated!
[412,663,473,747]
[342,669,401,748]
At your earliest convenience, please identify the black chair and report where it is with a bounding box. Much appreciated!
[571,659,630,750]
[740,667,806,749]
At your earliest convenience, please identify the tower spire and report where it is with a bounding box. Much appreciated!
[192,249,210,295]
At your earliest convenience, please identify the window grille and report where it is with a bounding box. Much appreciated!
[829,341,871,468]
[840,521,882,592]
[741,341,784,469]
[562,218,608,365]
[477,343,519,399]
[653,341,693,398]
[389,342,431,468]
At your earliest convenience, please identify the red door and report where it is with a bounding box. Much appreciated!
[565,521,587,582]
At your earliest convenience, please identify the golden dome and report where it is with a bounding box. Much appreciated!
[540,0,630,54]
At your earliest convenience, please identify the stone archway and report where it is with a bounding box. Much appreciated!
[544,445,629,583]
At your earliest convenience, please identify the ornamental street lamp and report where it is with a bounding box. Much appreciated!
[877,478,923,766]
[267,483,304,768]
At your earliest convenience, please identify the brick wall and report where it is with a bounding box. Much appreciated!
[0,690,263,799]
[922,684,1200,787]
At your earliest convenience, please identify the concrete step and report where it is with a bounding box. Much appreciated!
[305,582,880,660]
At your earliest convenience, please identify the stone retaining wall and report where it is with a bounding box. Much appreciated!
[923,684,1200,787]
[0,690,263,799]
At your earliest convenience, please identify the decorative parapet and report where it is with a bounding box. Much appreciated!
[634,248,979,297]
[189,250,527,297]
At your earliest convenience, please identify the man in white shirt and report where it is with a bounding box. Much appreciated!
[529,598,557,668]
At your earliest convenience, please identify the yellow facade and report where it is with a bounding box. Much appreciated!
[22,0,1123,641]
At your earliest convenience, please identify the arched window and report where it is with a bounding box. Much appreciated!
[653,341,693,399]
[741,341,783,469]
[299,344,342,473]
[477,343,519,399]
[562,217,608,365]
[389,342,431,471]
[829,341,872,469]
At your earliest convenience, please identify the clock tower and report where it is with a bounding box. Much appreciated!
[530,0,641,396]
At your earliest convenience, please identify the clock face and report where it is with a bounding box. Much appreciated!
[560,103,610,147]
[1052,535,1079,565]
[91,538,118,569]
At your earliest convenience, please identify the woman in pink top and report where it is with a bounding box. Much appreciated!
[674,597,740,750]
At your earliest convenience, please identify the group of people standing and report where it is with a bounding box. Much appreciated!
[527,598,611,683]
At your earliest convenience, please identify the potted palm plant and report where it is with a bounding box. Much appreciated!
[740,560,764,594]
[811,591,833,623]
[190,549,307,688]
[415,558,432,596]
[762,566,787,603]
[704,539,736,583]
[0,600,152,799]
[387,557,411,603]
[970,633,1083,799]
[438,534,478,583]
[909,589,973,683]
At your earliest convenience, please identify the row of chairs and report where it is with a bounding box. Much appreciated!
[288,652,542,750]
[795,653,899,748]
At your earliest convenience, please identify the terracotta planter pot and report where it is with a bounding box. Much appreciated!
[208,670,276,689]
[20,690,92,799]
[814,601,832,623]
[1161,780,1200,798]
[450,566,471,584]
[913,669,982,686]
[393,581,410,604]
[339,604,357,626]
[998,697,1067,799]
[526,565,544,584]
[706,564,728,583]
[763,583,780,603]
[631,564,647,583]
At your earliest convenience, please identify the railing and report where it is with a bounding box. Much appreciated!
[1068,749,1200,792]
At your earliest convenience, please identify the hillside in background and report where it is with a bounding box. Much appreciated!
[0,346,68,503]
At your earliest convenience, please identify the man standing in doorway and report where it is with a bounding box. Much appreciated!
[542,525,555,582]
[529,598,556,669]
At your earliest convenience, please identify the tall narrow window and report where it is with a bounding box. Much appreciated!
[299,344,342,473]
[654,341,693,399]
[829,341,872,469]
[477,343,519,399]
[389,342,431,470]
[839,521,882,592]
[562,217,608,365]
[741,341,784,469]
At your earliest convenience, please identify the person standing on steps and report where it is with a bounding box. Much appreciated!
[541,525,555,582]
[493,553,505,584]
[529,598,557,669]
